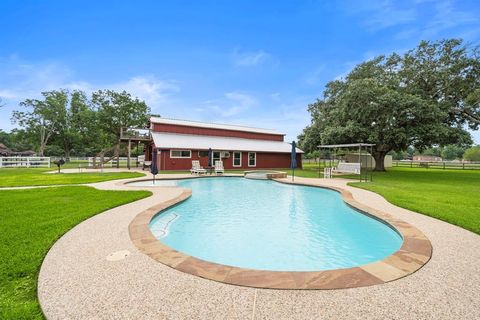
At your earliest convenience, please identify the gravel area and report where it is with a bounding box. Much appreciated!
[38,173,480,319]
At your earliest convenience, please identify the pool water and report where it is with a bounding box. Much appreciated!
[149,177,402,271]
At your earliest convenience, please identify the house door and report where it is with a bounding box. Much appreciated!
[212,151,221,166]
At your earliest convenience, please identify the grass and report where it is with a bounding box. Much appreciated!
[0,168,145,187]
[0,186,151,319]
[350,167,480,235]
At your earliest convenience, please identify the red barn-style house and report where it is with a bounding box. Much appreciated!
[145,117,303,171]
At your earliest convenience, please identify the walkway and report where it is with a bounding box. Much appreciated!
[38,173,480,319]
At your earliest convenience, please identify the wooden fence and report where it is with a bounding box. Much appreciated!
[394,160,480,170]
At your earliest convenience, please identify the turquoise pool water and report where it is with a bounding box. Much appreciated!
[148,178,402,271]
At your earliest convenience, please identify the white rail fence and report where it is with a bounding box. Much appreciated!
[0,157,51,168]
[87,157,141,167]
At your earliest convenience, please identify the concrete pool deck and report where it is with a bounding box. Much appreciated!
[38,171,480,319]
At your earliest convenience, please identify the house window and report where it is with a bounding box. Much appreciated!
[248,152,256,167]
[170,150,191,158]
[233,152,242,167]
[198,151,209,157]
[212,151,221,166]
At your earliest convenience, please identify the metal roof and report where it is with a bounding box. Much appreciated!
[152,132,303,153]
[150,117,284,135]
[318,143,376,148]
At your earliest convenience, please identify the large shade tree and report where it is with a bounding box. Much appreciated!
[12,90,69,156]
[300,39,477,171]
[13,90,97,159]
[92,90,150,166]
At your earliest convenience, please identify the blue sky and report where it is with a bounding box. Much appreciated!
[1,0,479,143]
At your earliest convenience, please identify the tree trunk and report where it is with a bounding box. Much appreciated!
[372,151,387,171]
[39,126,46,156]
[64,148,71,162]
[38,144,45,157]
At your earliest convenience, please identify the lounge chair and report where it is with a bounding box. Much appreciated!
[190,160,206,175]
[214,160,224,175]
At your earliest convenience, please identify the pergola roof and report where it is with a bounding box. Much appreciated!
[318,143,375,148]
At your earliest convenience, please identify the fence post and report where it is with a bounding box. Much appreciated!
[27,157,30,168]
[48,157,51,168]
[410,161,413,168]
[463,162,465,170]
[0,157,2,168]
[443,162,445,169]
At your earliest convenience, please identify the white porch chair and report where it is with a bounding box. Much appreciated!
[214,160,224,175]
[190,160,206,174]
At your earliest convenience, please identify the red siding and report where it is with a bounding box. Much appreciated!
[151,149,302,171]
[152,123,284,141]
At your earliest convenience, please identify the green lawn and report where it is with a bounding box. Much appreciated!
[0,186,151,319]
[0,168,145,187]
[350,167,480,235]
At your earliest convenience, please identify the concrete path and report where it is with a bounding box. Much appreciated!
[37,174,480,319]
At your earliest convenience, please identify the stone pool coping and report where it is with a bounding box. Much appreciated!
[128,176,432,290]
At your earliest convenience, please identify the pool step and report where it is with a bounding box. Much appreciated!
[150,212,178,238]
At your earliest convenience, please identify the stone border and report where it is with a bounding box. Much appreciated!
[128,178,432,289]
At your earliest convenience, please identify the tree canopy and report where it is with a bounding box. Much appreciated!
[9,89,151,159]
[300,39,478,170]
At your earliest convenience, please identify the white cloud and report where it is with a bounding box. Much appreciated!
[233,49,271,66]
[107,76,180,109]
[420,0,477,37]
[270,92,281,101]
[304,65,327,85]
[223,96,312,142]
[0,56,181,130]
[204,91,258,117]
[364,2,416,31]
[0,56,179,109]
[341,0,416,31]
[341,0,478,38]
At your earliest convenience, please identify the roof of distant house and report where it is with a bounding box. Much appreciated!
[150,117,284,136]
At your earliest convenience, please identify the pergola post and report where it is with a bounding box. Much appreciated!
[358,144,362,182]
[127,139,131,170]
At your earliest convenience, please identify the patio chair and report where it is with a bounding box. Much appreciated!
[214,160,224,175]
[190,160,206,175]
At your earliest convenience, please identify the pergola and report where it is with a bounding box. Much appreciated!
[318,143,375,182]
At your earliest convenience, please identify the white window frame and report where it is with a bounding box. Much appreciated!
[170,150,192,158]
[233,151,242,167]
[248,152,256,167]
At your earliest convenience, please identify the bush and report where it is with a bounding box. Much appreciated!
[441,145,466,160]
[463,146,480,161]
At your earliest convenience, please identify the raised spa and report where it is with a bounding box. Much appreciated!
[147,177,402,271]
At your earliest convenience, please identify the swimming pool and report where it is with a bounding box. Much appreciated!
[148,177,402,271]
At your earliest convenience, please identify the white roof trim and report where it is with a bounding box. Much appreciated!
[150,117,284,135]
[152,132,303,153]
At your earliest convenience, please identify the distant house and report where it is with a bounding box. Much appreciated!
[0,143,12,156]
[18,150,37,156]
[0,144,37,157]
[413,155,442,162]
[145,118,303,171]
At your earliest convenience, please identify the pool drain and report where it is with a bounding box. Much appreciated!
[106,250,130,261]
